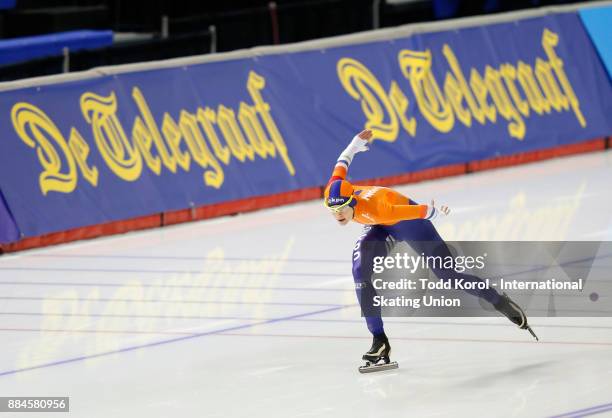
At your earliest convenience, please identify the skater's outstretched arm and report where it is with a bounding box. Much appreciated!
[327,129,372,186]
[376,200,450,224]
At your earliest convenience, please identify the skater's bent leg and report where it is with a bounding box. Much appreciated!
[352,226,392,337]
[391,220,500,305]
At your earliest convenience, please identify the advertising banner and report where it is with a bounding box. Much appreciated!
[0,11,610,241]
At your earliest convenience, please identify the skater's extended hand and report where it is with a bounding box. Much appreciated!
[348,129,373,154]
[426,200,450,220]
[431,200,450,216]
[357,129,373,142]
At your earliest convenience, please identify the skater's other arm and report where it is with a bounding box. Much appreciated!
[376,200,450,224]
[327,129,372,186]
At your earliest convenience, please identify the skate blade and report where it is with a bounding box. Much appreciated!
[358,361,398,374]
[527,326,539,341]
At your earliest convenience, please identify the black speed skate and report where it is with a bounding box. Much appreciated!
[358,333,398,374]
[494,293,539,341]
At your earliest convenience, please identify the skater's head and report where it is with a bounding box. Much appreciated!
[324,179,355,226]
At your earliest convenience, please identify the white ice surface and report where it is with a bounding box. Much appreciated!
[0,150,611,418]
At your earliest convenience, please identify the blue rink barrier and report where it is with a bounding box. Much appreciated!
[0,30,113,66]
[0,10,611,243]
[0,192,17,243]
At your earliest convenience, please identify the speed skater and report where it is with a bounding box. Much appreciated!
[323,129,538,373]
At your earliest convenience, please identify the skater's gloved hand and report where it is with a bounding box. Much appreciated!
[338,129,373,165]
[347,129,373,154]
[425,200,450,220]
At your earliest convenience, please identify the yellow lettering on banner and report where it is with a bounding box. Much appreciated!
[132,118,162,175]
[197,107,231,165]
[338,29,586,142]
[14,69,292,195]
[469,70,497,123]
[535,58,565,112]
[388,81,416,136]
[516,61,547,115]
[541,29,585,127]
[132,87,177,173]
[398,49,455,133]
[247,71,295,175]
[178,111,224,188]
[238,102,276,158]
[68,128,99,187]
[217,105,254,162]
[336,57,398,141]
[11,103,77,194]
[161,113,191,171]
[81,91,142,181]
[484,66,525,140]
[444,72,471,126]
[442,45,484,124]
[499,64,530,117]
